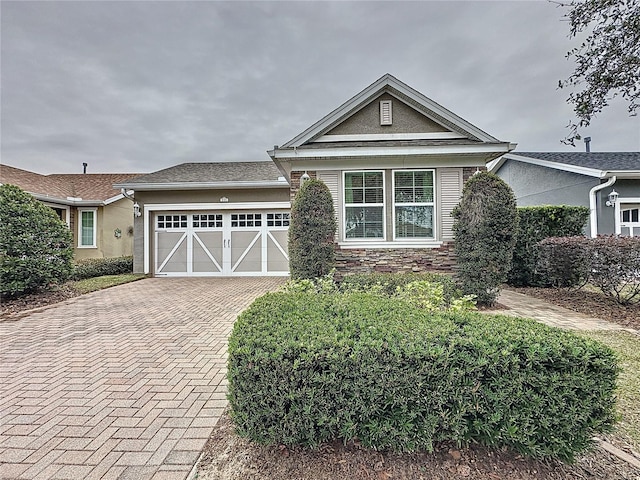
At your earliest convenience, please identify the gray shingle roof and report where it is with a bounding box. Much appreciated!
[117,162,286,186]
[512,152,640,171]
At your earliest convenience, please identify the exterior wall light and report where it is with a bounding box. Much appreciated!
[606,189,619,207]
[220,197,229,203]
[300,171,310,186]
[133,202,142,217]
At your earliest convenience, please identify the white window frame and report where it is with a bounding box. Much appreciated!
[78,208,97,248]
[392,169,436,241]
[615,197,640,237]
[343,170,386,242]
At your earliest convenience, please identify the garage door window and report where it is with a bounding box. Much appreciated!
[193,214,222,228]
[267,213,290,227]
[231,213,262,227]
[157,215,187,229]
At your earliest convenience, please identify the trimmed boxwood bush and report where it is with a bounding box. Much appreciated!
[228,292,618,461]
[509,206,590,287]
[72,256,133,280]
[0,184,73,297]
[288,179,336,280]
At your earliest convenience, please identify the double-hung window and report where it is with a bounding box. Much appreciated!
[393,170,435,239]
[344,171,385,239]
[78,209,97,248]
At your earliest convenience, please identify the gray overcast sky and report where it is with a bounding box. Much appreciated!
[2,0,639,175]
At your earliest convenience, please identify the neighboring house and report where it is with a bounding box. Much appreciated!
[117,74,515,277]
[489,152,640,237]
[0,164,141,259]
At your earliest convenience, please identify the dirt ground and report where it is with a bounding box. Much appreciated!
[198,411,639,480]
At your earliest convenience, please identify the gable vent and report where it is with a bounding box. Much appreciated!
[380,100,392,125]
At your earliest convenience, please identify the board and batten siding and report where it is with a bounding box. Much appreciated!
[439,168,463,240]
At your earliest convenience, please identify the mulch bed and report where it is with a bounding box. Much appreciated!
[198,411,640,480]
[0,285,79,320]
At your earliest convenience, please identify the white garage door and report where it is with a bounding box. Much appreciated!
[154,211,289,276]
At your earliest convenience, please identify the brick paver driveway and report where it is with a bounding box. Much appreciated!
[0,277,284,480]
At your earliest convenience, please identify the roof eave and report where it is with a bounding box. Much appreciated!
[272,142,515,160]
[602,170,640,179]
[113,180,290,191]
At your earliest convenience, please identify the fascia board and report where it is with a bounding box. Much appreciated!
[273,143,514,159]
[143,201,291,211]
[503,154,603,178]
[602,170,640,179]
[281,74,501,148]
[104,193,126,205]
[112,180,290,191]
[487,156,507,172]
[30,193,103,207]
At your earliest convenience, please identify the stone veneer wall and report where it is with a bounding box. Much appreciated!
[334,243,456,277]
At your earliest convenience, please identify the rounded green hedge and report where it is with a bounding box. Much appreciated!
[228,292,618,461]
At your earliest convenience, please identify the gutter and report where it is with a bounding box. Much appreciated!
[589,176,616,238]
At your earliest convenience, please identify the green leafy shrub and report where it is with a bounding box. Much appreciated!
[537,236,591,288]
[72,256,134,280]
[452,172,518,305]
[288,179,337,280]
[339,271,460,301]
[588,236,640,305]
[0,184,73,297]
[538,235,640,304]
[509,206,590,287]
[395,280,476,312]
[228,292,617,461]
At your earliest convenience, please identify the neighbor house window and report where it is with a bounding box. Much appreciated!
[78,209,97,247]
[344,171,384,239]
[393,170,435,239]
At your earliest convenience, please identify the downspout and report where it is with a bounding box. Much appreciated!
[589,176,616,237]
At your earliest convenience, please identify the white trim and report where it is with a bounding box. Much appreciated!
[343,170,386,242]
[77,208,97,248]
[615,197,640,236]
[273,143,514,159]
[104,193,126,205]
[338,241,444,249]
[313,132,467,142]
[392,169,436,241]
[496,154,604,178]
[43,202,71,227]
[143,202,291,212]
[113,180,288,191]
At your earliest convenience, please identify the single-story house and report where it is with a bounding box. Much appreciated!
[0,164,141,259]
[116,73,516,277]
[489,152,640,237]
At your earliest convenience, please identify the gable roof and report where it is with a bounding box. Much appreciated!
[489,152,640,178]
[278,73,504,148]
[0,164,141,205]
[114,162,289,190]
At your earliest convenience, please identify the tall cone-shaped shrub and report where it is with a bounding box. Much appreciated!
[289,179,336,280]
[452,172,518,305]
